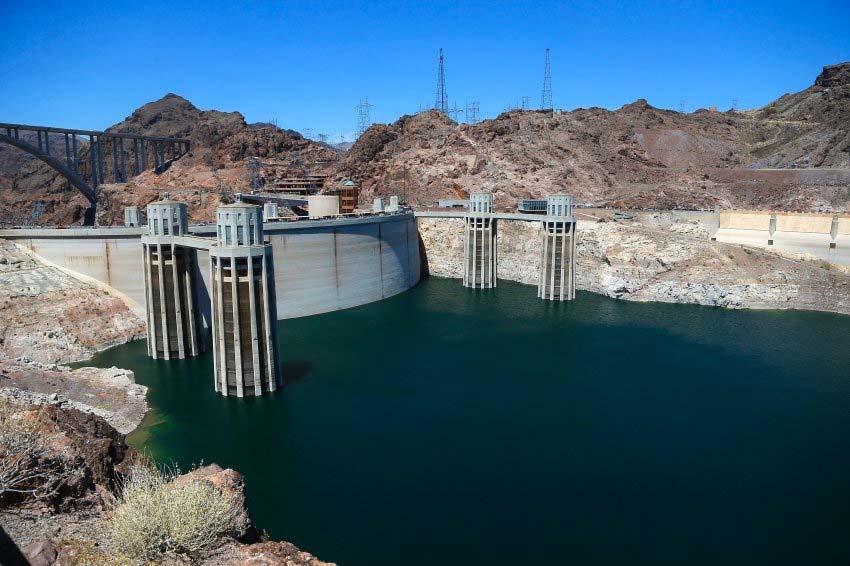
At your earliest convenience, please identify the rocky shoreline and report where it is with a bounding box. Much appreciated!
[418,213,850,315]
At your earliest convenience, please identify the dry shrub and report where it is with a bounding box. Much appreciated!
[110,463,244,561]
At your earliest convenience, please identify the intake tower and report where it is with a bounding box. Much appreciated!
[538,195,576,301]
[464,192,497,288]
[141,200,202,359]
[209,201,281,397]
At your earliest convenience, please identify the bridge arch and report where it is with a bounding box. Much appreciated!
[0,134,97,205]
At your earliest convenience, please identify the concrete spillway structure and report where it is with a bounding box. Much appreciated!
[538,195,576,301]
[141,201,202,359]
[209,202,281,397]
[464,192,497,289]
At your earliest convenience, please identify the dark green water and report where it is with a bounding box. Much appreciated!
[84,278,850,565]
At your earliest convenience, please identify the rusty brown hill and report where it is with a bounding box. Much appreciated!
[334,62,850,212]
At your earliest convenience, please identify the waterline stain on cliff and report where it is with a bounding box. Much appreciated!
[84,278,850,566]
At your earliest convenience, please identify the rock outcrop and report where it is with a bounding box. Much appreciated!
[418,214,850,314]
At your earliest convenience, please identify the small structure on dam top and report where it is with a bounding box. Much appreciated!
[209,202,281,397]
[141,200,203,360]
[464,192,498,288]
[124,206,141,227]
[538,194,576,301]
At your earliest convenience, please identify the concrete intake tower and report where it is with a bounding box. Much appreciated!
[464,192,497,288]
[538,195,576,301]
[141,200,202,359]
[210,202,281,397]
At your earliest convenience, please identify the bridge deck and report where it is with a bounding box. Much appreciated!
[0,122,190,143]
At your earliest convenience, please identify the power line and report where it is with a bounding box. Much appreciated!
[355,98,373,138]
[435,48,448,114]
[541,48,552,110]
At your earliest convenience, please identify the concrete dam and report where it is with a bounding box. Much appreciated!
[0,211,423,321]
[0,193,578,396]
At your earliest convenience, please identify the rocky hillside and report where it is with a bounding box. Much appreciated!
[338,62,850,212]
[0,94,340,226]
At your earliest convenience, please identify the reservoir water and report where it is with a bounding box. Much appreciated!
[85,278,850,565]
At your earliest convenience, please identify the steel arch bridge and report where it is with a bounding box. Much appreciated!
[1,122,190,224]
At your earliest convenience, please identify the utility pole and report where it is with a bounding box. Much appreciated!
[435,48,448,114]
[355,98,373,138]
[541,48,553,110]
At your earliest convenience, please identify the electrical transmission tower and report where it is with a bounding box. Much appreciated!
[447,103,464,122]
[355,98,373,138]
[435,48,448,114]
[465,101,480,124]
[304,128,313,140]
[521,96,530,111]
[317,133,328,144]
[679,99,687,113]
[247,157,262,192]
[541,48,553,110]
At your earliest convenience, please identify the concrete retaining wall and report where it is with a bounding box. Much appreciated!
[775,213,833,234]
[0,214,421,321]
[719,211,772,231]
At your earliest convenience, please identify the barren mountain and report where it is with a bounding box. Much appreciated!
[0,94,340,226]
[336,62,850,212]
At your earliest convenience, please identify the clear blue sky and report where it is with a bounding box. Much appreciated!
[1,0,848,141]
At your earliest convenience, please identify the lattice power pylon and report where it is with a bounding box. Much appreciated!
[355,98,373,138]
[465,101,480,124]
[435,48,448,114]
[541,48,553,110]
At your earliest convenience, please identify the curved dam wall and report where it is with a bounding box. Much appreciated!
[0,213,422,321]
